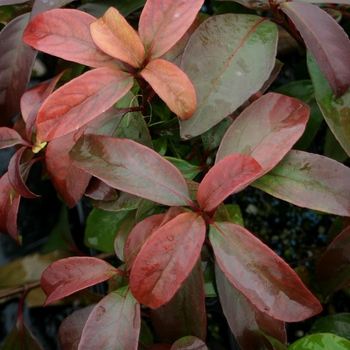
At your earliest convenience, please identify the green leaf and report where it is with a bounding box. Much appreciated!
[324,127,349,163]
[288,333,350,350]
[164,157,201,180]
[180,14,278,138]
[307,51,350,157]
[85,208,134,253]
[253,150,350,216]
[310,313,350,341]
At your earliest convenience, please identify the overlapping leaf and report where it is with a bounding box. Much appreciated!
[70,135,193,207]
[253,150,350,216]
[307,52,350,157]
[35,68,133,142]
[22,9,121,69]
[216,93,310,172]
[150,260,206,343]
[140,59,197,120]
[170,336,208,350]
[316,226,350,297]
[197,154,263,212]
[209,221,322,322]
[0,13,37,125]
[90,7,145,68]
[130,212,206,308]
[280,2,350,98]
[78,288,140,350]
[41,257,120,305]
[180,14,278,138]
[138,0,204,60]
[0,127,29,149]
[215,263,286,350]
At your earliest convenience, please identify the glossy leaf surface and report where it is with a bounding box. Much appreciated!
[141,59,197,120]
[253,150,350,216]
[307,52,350,157]
[197,154,262,212]
[316,226,350,297]
[41,257,120,305]
[70,135,193,207]
[90,7,145,68]
[215,263,286,350]
[23,9,120,69]
[170,336,208,350]
[209,221,322,322]
[150,260,206,343]
[36,67,133,142]
[280,2,350,98]
[180,14,277,138]
[216,93,310,172]
[0,173,21,242]
[289,333,350,350]
[130,212,206,308]
[78,288,140,350]
[138,0,204,60]
[0,13,37,124]
[310,313,350,341]
[58,305,95,350]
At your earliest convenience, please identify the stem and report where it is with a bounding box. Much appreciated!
[0,280,41,300]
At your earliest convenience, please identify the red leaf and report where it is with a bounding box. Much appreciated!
[216,93,310,173]
[209,221,322,322]
[41,257,120,305]
[0,127,29,149]
[280,2,350,98]
[8,147,39,199]
[0,13,37,123]
[139,0,204,60]
[36,67,133,142]
[316,225,350,297]
[197,154,263,212]
[23,9,121,69]
[90,7,145,68]
[70,135,194,207]
[130,212,206,308]
[78,288,140,350]
[140,59,197,120]
[253,150,350,216]
[151,259,206,344]
[20,72,65,141]
[215,263,286,350]
[0,173,21,243]
[58,305,95,350]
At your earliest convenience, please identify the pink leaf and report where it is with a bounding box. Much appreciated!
[78,288,140,350]
[209,221,322,322]
[130,212,206,308]
[58,305,95,350]
[215,263,286,350]
[216,93,310,173]
[280,2,350,98]
[140,59,197,120]
[41,257,120,305]
[139,0,204,60]
[70,135,193,207]
[90,7,145,68]
[0,173,21,243]
[0,13,37,123]
[8,147,39,199]
[20,71,65,141]
[253,150,350,216]
[23,9,121,69]
[197,154,263,212]
[0,127,29,149]
[36,67,133,142]
[170,336,208,350]
[316,225,350,297]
